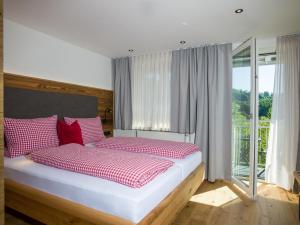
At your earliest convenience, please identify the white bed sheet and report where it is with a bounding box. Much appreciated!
[170,151,202,180]
[4,151,202,223]
[4,156,181,223]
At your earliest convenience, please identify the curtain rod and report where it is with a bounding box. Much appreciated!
[114,34,299,59]
[277,32,300,38]
[113,41,232,59]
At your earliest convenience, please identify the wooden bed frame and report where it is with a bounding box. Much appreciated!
[5,162,205,225]
[3,74,205,224]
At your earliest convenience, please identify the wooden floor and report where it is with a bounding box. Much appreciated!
[5,180,299,225]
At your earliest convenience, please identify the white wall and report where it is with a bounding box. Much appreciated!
[4,19,112,90]
[256,38,276,54]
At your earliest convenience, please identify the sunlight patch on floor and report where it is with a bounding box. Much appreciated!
[257,184,298,203]
[190,186,239,207]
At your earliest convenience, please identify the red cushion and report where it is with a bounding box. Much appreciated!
[4,115,59,157]
[57,120,84,146]
[64,117,105,144]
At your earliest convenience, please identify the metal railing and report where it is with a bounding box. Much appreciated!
[232,120,271,179]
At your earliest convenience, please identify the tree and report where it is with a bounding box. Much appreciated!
[259,93,273,119]
[232,89,273,169]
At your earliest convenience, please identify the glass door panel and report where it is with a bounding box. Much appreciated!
[232,38,257,197]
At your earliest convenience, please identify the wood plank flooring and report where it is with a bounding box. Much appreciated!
[173,180,299,225]
[5,180,299,225]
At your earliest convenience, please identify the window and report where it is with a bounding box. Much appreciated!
[131,52,171,131]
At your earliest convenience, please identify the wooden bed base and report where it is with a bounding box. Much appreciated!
[5,162,205,225]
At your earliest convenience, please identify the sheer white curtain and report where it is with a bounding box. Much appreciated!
[132,52,171,131]
[265,34,300,190]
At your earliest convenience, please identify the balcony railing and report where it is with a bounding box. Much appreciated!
[232,120,271,180]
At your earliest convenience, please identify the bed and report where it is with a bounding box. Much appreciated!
[5,150,203,224]
[5,161,205,225]
[4,73,205,225]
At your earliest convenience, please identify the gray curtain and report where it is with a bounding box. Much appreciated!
[171,44,232,182]
[112,57,132,129]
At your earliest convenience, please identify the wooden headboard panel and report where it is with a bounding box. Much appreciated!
[4,73,113,136]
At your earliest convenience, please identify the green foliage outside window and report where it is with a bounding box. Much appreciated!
[232,89,273,169]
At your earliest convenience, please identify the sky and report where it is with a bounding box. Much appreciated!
[233,65,275,93]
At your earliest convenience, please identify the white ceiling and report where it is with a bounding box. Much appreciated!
[4,0,300,58]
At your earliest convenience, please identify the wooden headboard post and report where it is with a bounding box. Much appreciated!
[0,1,3,223]
[3,73,114,136]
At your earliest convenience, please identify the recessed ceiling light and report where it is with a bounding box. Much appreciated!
[179,40,186,44]
[128,49,134,52]
[235,9,244,14]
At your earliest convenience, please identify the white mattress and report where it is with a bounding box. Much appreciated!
[4,151,202,223]
[170,151,202,180]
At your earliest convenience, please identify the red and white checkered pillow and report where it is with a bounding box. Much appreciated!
[4,115,59,157]
[64,117,105,144]
[4,146,10,157]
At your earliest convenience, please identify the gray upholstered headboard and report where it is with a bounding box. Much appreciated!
[4,87,98,119]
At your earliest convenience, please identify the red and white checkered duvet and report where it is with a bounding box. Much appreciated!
[93,137,199,159]
[30,143,174,188]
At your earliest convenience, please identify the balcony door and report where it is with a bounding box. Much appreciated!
[232,38,258,197]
